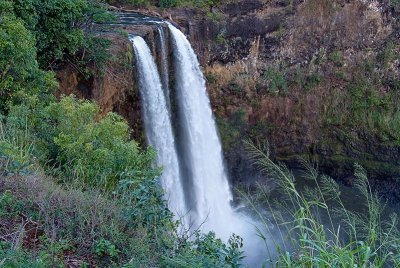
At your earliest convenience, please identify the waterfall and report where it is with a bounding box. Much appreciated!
[131,26,266,266]
[157,26,170,112]
[130,36,187,220]
[167,23,240,239]
[167,24,267,265]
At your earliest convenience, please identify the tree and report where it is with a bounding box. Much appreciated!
[0,1,56,112]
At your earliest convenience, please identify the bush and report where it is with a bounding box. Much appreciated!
[0,176,165,267]
[262,67,288,93]
[161,232,244,268]
[11,0,86,67]
[5,96,157,191]
[154,0,226,8]
[106,0,150,6]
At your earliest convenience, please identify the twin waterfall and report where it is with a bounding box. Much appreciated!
[130,24,259,251]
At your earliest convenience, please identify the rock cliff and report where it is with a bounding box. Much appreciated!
[165,0,400,198]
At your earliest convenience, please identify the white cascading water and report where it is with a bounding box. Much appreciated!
[130,36,187,220]
[157,26,170,112]
[168,24,267,266]
[168,23,255,242]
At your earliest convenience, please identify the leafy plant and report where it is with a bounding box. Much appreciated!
[391,0,400,8]
[162,231,244,268]
[377,41,398,69]
[262,67,288,93]
[41,96,156,190]
[305,72,323,91]
[95,239,120,258]
[207,11,224,22]
[329,50,344,66]
[4,95,157,191]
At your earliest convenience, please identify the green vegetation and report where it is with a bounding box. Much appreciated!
[216,109,248,154]
[324,59,400,142]
[11,0,114,69]
[207,10,224,21]
[0,1,56,112]
[391,0,400,8]
[329,50,344,67]
[378,41,397,68]
[2,0,399,266]
[244,142,400,267]
[0,173,243,266]
[0,94,244,265]
[4,96,157,191]
[262,67,288,93]
[216,29,227,45]
[0,0,113,112]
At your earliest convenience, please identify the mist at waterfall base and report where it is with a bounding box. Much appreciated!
[130,25,270,266]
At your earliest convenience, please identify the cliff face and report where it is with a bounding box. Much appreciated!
[57,0,400,198]
[164,0,400,194]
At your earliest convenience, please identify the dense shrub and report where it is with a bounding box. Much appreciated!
[324,59,400,142]
[0,2,57,113]
[0,0,113,114]
[262,67,288,93]
[8,0,114,70]
[162,232,244,267]
[0,176,162,266]
[44,96,156,189]
[11,0,86,67]
[4,96,156,191]
[106,0,151,6]
[0,126,34,176]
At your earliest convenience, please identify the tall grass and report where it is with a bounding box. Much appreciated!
[243,141,400,267]
[0,121,35,176]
